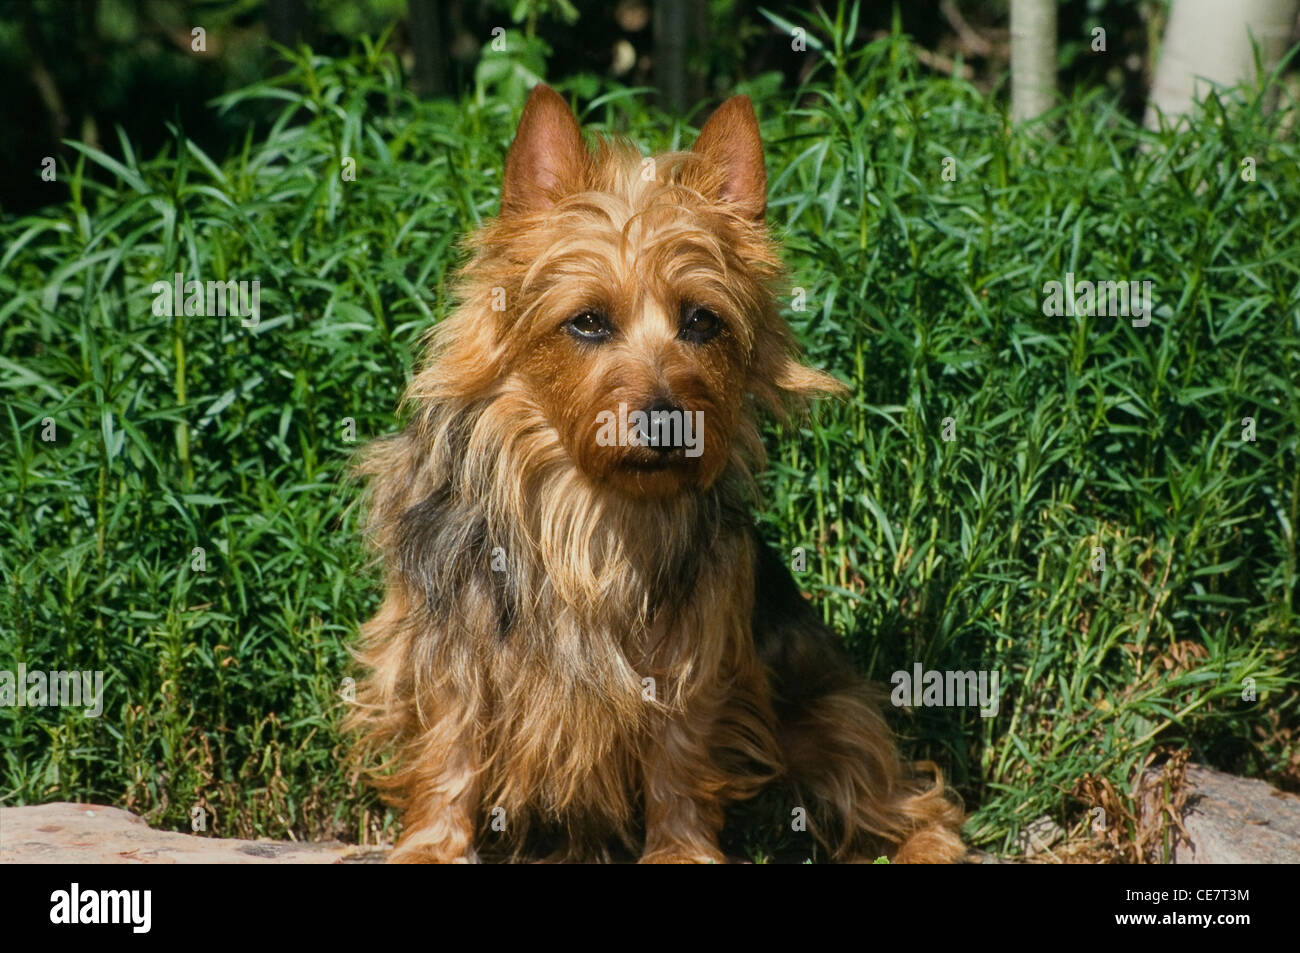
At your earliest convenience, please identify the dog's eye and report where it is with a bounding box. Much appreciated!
[679,305,722,343]
[566,311,612,342]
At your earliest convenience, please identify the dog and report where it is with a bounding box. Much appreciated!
[349,84,965,863]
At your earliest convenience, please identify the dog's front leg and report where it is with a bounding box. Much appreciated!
[639,705,729,864]
[389,730,480,864]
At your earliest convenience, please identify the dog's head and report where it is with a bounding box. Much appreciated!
[419,85,843,500]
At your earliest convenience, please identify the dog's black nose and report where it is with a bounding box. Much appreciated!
[641,398,684,453]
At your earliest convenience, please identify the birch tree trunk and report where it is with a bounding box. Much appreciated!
[1146,0,1299,127]
[1010,0,1058,122]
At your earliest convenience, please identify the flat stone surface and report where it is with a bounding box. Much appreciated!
[6,763,1299,863]
[0,802,389,864]
[1168,764,1300,864]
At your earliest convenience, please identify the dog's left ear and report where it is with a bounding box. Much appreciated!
[691,95,766,221]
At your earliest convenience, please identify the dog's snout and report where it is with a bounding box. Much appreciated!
[643,397,683,417]
[642,398,684,453]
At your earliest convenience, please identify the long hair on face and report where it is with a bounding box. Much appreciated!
[347,99,844,852]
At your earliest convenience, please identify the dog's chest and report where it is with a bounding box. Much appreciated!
[478,612,690,821]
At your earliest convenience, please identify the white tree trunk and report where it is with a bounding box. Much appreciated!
[1146,0,1299,127]
[1011,0,1058,122]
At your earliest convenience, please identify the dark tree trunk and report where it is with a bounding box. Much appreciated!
[408,0,448,99]
[267,0,312,55]
[655,0,689,113]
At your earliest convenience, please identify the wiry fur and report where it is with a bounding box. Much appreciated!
[349,86,965,862]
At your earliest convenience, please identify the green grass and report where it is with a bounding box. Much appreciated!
[2,11,1297,857]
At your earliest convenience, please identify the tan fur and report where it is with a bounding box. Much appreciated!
[348,85,965,863]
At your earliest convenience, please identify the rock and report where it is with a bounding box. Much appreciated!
[9,764,1299,864]
[1165,764,1300,864]
[1014,814,1066,856]
[0,802,389,864]
[965,848,1008,864]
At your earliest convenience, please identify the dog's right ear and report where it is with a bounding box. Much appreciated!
[501,84,587,216]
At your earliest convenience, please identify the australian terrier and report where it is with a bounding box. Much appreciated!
[350,85,965,863]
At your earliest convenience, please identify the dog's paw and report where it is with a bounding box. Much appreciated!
[888,827,967,864]
[389,843,480,864]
